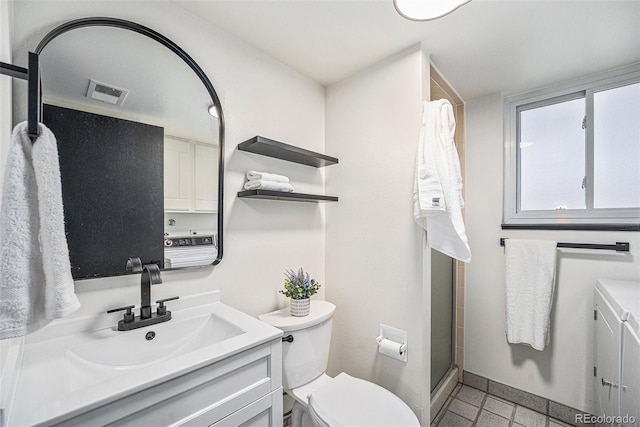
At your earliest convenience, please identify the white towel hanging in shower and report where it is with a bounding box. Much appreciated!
[413,99,471,263]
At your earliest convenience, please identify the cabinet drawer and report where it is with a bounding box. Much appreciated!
[55,341,280,426]
[210,388,283,427]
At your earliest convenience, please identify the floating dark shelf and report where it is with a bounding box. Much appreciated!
[238,136,338,168]
[238,190,338,203]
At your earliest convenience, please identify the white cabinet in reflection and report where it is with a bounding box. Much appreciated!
[164,136,218,213]
[194,143,218,212]
[164,137,193,211]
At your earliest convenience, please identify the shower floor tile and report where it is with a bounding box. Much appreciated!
[432,383,575,427]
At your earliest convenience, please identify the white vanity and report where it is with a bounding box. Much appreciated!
[3,291,283,426]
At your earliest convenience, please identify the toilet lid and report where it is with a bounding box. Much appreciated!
[308,373,420,427]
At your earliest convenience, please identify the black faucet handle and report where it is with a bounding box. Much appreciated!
[126,257,143,273]
[156,296,179,316]
[107,304,135,323]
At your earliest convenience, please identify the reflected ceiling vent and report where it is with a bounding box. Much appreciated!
[86,79,129,106]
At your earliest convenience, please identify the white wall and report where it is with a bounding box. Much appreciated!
[0,0,12,191]
[0,0,14,413]
[464,92,640,412]
[9,0,327,319]
[325,45,431,424]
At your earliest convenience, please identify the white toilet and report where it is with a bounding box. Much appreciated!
[259,300,420,427]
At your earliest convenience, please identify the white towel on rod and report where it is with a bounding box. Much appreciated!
[246,170,290,183]
[504,239,557,351]
[0,122,80,340]
[244,179,294,192]
[413,99,470,262]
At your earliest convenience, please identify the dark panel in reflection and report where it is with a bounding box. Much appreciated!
[44,104,164,279]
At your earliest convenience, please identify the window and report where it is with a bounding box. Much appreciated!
[503,64,640,230]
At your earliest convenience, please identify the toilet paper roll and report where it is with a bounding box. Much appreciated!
[378,338,404,358]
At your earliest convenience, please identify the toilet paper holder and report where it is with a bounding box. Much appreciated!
[376,324,408,362]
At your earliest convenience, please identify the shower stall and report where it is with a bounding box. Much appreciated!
[431,249,456,392]
[428,65,466,420]
[430,249,458,418]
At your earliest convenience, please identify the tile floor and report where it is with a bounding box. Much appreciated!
[432,384,573,427]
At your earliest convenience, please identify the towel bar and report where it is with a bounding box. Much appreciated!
[0,52,41,140]
[499,238,630,252]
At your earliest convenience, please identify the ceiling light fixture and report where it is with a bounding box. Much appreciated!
[393,0,472,21]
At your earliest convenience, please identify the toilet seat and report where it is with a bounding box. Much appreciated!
[307,373,420,427]
[288,373,333,405]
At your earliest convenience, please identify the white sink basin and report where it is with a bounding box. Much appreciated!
[5,291,282,427]
[67,313,243,369]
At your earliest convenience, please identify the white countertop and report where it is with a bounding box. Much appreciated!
[5,290,281,426]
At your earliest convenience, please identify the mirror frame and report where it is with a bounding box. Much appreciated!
[35,17,225,267]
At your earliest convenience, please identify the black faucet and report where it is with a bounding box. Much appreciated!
[140,264,162,319]
[107,261,179,331]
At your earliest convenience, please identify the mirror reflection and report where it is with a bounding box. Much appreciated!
[39,23,222,279]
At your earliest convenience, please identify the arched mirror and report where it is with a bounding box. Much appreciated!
[36,18,224,279]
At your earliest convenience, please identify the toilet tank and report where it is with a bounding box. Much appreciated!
[259,300,336,390]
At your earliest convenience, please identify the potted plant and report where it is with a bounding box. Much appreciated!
[279,268,321,317]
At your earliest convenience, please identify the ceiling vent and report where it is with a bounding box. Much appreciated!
[86,79,129,106]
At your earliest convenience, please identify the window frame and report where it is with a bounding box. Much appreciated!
[503,64,640,231]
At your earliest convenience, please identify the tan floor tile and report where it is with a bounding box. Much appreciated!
[437,411,474,427]
[476,410,510,427]
[514,405,547,427]
[484,395,515,419]
[448,398,480,421]
[456,385,486,407]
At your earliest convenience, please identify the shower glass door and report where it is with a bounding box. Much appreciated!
[431,249,455,392]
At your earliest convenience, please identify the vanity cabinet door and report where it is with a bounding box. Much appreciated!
[164,137,194,211]
[209,389,283,427]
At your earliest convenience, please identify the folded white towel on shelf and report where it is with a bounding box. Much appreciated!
[246,170,290,183]
[0,122,80,340]
[244,179,294,192]
[504,239,557,351]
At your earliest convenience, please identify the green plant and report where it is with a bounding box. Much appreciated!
[279,268,321,300]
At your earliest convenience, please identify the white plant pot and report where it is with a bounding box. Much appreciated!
[290,298,310,317]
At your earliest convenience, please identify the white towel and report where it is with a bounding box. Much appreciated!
[505,239,557,351]
[246,170,290,183]
[244,180,294,192]
[0,122,80,340]
[414,99,471,263]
